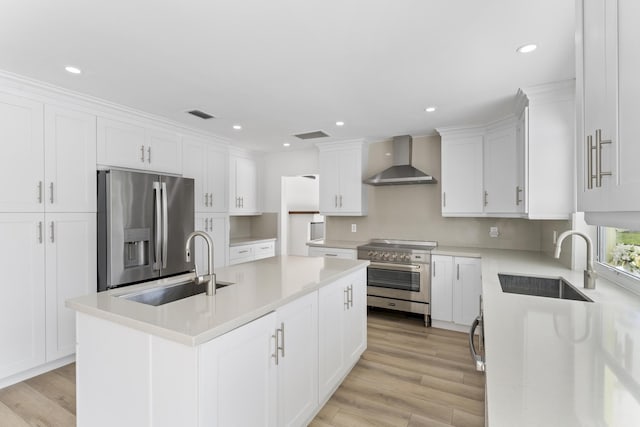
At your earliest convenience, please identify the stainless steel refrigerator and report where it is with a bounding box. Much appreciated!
[97,170,195,292]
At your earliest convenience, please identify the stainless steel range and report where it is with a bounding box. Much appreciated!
[357,239,437,326]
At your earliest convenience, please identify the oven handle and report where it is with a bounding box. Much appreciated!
[369,262,422,272]
[469,316,486,372]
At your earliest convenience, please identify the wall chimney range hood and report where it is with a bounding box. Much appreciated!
[364,135,437,185]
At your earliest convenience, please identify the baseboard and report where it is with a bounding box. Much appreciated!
[0,354,75,390]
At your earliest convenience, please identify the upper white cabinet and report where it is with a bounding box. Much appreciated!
[578,0,640,227]
[182,136,228,213]
[439,128,484,216]
[194,213,228,270]
[317,140,368,216]
[97,117,182,175]
[439,80,574,219]
[229,150,260,215]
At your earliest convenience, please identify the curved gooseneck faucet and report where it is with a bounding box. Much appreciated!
[554,230,596,289]
[185,231,216,296]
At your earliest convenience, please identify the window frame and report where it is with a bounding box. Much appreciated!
[596,227,640,296]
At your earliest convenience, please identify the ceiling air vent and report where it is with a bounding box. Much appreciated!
[294,130,330,140]
[187,109,215,120]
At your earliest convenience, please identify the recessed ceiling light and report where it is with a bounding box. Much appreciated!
[65,66,82,74]
[283,143,291,147]
[425,107,437,113]
[516,44,537,53]
[335,121,345,126]
[232,124,242,130]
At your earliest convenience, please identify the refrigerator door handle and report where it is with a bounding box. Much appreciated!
[153,181,162,270]
[161,181,168,269]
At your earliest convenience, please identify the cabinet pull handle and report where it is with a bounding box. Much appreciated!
[37,181,43,204]
[260,246,270,250]
[335,195,338,208]
[348,284,354,308]
[483,191,488,207]
[204,218,209,232]
[278,322,285,358]
[50,221,55,243]
[204,193,208,207]
[586,135,594,189]
[443,192,446,208]
[325,253,338,257]
[49,182,54,204]
[37,221,43,244]
[147,146,152,164]
[515,186,522,205]
[457,263,460,280]
[272,330,279,365]
[208,193,213,207]
[241,196,244,208]
[238,250,249,254]
[433,261,436,277]
[595,129,612,187]
[344,287,349,310]
[339,195,343,208]
[140,145,145,162]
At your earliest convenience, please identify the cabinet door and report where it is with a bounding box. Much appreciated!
[318,150,341,214]
[207,146,228,212]
[337,149,363,213]
[318,276,347,400]
[199,312,277,427]
[45,213,96,361]
[0,93,44,212]
[0,213,45,379]
[431,255,454,322]
[452,257,482,326]
[343,271,367,364]
[235,156,257,213]
[277,292,319,427]
[97,117,146,170]
[44,106,96,213]
[183,138,208,212]
[484,125,518,214]
[515,109,527,214]
[195,213,228,271]
[441,136,483,215]
[145,128,182,175]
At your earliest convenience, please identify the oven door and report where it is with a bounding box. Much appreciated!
[366,262,429,303]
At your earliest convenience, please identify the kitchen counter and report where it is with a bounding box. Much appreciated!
[67,255,368,346]
[306,239,367,249]
[229,236,276,246]
[464,248,640,426]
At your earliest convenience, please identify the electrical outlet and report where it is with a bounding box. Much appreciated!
[489,226,499,238]
[351,224,357,233]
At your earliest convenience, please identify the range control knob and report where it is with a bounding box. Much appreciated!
[390,253,397,261]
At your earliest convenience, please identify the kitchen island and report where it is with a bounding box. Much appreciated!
[67,255,369,427]
[437,247,640,426]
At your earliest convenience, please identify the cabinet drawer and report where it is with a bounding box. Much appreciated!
[229,245,254,261]
[254,241,275,259]
[308,247,356,259]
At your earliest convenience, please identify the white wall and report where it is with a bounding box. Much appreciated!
[261,149,319,213]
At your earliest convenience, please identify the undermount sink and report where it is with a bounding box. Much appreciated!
[498,274,593,303]
[118,280,234,306]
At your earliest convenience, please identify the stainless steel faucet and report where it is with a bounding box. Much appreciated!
[185,231,216,296]
[554,230,596,290]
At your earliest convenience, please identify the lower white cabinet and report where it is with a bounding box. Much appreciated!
[431,255,481,328]
[308,246,357,259]
[229,240,276,265]
[0,212,96,384]
[195,213,228,270]
[318,269,366,400]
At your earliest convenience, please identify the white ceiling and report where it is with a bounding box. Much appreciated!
[0,0,575,152]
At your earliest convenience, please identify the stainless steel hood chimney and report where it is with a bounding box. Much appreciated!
[364,135,437,185]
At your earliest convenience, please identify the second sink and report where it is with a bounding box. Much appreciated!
[498,274,593,302]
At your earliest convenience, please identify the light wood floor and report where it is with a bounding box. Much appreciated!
[0,310,484,427]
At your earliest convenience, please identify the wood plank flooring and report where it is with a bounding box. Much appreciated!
[0,309,484,427]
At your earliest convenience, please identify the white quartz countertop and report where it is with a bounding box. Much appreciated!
[306,239,366,249]
[229,237,276,246]
[66,256,368,347]
[474,248,640,426]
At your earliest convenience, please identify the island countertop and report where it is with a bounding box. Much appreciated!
[66,256,368,347]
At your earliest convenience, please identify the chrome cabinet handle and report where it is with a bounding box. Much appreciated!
[348,285,354,308]
[515,186,522,205]
[50,221,54,243]
[595,129,612,187]
[443,192,446,208]
[344,287,349,310]
[204,218,209,232]
[260,246,270,250]
[457,263,460,280]
[140,145,145,162]
[469,316,485,372]
[278,322,285,358]
[208,193,213,207]
[49,182,54,204]
[334,195,338,208]
[272,330,279,365]
[204,193,209,207]
[37,181,43,204]
[339,195,343,208]
[433,260,436,277]
[483,191,488,207]
[325,253,338,257]
[238,250,249,254]
[241,196,244,208]
[147,146,152,164]
[586,135,594,189]
[37,221,43,244]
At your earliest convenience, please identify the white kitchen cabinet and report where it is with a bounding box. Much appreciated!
[45,213,96,361]
[317,140,368,216]
[577,0,640,226]
[97,117,182,174]
[431,255,481,329]
[308,246,357,259]
[229,151,260,215]
[439,129,484,216]
[44,105,97,213]
[200,312,278,427]
[183,137,228,213]
[194,213,228,270]
[228,240,276,265]
[0,213,46,380]
[276,292,319,427]
[318,269,366,401]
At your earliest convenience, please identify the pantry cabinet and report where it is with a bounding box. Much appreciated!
[229,151,260,215]
[577,0,640,227]
[183,137,228,213]
[317,140,368,216]
[431,255,481,329]
[97,117,182,175]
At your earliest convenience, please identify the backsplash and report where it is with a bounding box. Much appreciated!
[230,213,278,240]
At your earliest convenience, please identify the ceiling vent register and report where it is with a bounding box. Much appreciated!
[187,109,215,119]
[294,130,330,140]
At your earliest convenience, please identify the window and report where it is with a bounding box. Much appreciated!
[598,227,640,284]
